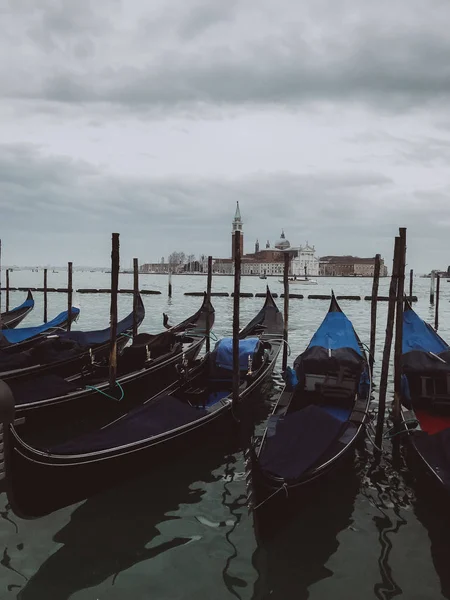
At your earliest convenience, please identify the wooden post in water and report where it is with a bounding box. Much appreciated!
[132,258,139,339]
[369,254,381,376]
[67,261,73,331]
[282,252,290,373]
[232,232,241,415]
[393,228,407,426]
[206,255,213,354]
[168,270,172,298]
[5,269,9,312]
[430,271,435,305]
[435,274,441,331]
[409,269,413,299]
[43,268,48,323]
[109,233,120,389]
[375,236,401,447]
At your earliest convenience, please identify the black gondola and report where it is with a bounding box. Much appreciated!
[0,290,34,329]
[399,303,450,493]
[6,293,214,418]
[249,293,371,509]
[0,306,80,352]
[0,295,146,381]
[2,288,283,517]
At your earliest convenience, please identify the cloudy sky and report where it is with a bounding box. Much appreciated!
[1,0,450,271]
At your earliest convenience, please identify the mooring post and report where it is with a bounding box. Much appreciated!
[435,274,441,331]
[109,233,120,389]
[232,231,241,416]
[369,254,381,377]
[282,252,290,373]
[409,268,413,299]
[393,228,407,426]
[168,270,172,298]
[375,237,401,448]
[133,258,139,339]
[43,268,48,323]
[5,269,9,312]
[67,261,73,331]
[430,271,435,305]
[206,255,213,354]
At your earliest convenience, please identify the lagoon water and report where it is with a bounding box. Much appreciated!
[1,271,450,599]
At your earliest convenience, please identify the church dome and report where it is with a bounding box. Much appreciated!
[275,230,290,250]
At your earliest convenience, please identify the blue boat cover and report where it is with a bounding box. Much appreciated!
[50,395,208,454]
[1,308,80,344]
[57,309,137,346]
[215,337,260,371]
[308,312,362,356]
[403,308,449,355]
[259,404,344,480]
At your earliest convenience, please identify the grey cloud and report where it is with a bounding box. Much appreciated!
[2,0,450,114]
[0,142,435,268]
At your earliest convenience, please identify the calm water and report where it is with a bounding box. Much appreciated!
[1,271,450,600]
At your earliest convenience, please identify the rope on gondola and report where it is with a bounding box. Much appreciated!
[252,483,289,510]
[382,420,418,440]
[85,381,125,401]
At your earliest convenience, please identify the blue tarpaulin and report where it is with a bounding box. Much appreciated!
[403,307,449,355]
[308,311,362,355]
[1,308,80,344]
[215,337,260,371]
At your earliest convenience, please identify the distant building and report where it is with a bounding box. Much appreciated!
[140,262,170,274]
[319,256,388,277]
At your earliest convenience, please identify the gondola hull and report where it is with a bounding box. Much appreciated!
[249,293,371,511]
[0,295,146,382]
[3,288,283,517]
[400,304,450,495]
[0,291,34,329]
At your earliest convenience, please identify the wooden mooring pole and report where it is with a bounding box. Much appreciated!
[206,256,213,354]
[409,269,413,299]
[67,261,73,331]
[232,231,241,416]
[435,274,441,331]
[109,233,120,389]
[375,236,401,448]
[282,252,290,373]
[393,227,407,426]
[43,268,48,323]
[369,254,381,377]
[132,258,139,339]
[5,269,9,312]
[430,271,435,305]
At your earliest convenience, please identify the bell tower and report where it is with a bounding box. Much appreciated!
[255,239,259,254]
[231,202,244,259]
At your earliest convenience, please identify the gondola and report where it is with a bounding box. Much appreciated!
[0,295,145,381]
[5,293,214,418]
[249,293,371,510]
[0,306,80,352]
[0,290,34,329]
[2,288,283,516]
[399,303,450,493]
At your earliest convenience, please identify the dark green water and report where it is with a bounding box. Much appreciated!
[1,272,449,599]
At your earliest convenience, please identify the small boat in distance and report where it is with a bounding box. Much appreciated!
[259,270,267,280]
[278,266,317,285]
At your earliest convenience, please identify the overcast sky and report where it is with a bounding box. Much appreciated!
[1,0,450,271]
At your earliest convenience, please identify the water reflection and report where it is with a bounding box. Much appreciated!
[251,450,365,599]
[16,438,238,600]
